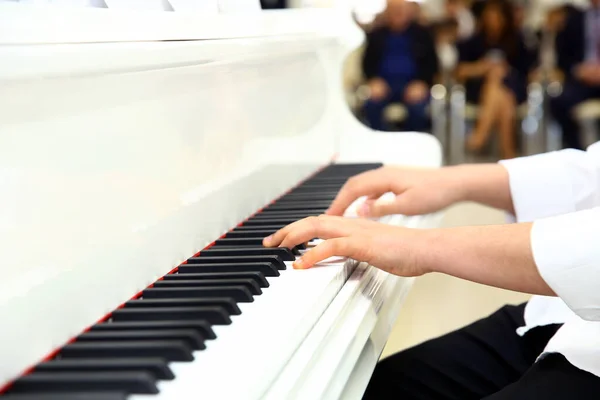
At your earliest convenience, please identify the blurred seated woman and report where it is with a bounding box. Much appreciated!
[456,0,533,159]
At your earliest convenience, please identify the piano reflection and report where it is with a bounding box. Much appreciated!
[0,2,443,399]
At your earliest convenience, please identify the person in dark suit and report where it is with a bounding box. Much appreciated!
[550,0,600,149]
[456,0,534,159]
[361,0,438,132]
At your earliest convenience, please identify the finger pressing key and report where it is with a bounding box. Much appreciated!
[293,236,368,269]
[263,216,362,250]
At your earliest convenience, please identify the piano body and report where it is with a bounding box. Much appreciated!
[0,3,443,399]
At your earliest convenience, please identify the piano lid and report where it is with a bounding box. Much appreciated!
[0,2,363,45]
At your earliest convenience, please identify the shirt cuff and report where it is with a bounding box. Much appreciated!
[500,153,577,222]
[531,208,600,321]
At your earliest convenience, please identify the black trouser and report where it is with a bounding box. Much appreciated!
[362,303,600,399]
[549,80,600,150]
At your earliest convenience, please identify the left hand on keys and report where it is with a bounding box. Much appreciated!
[262,215,429,276]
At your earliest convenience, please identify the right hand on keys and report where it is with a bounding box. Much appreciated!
[324,166,466,218]
[325,164,513,218]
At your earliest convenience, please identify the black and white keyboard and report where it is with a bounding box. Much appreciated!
[0,163,385,400]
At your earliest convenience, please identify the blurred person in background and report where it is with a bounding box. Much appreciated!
[550,0,600,150]
[361,0,438,132]
[529,3,571,83]
[444,0,476,39]
[511,0,540,50]
[433,19,460,82]
[456,0,534,159]
[408,1,429,25]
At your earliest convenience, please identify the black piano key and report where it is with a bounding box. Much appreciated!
[59,341,194,362]
[153,278,261,295]
[77,329,206,350]
[212,238,304,253]
[231,224,288,232]
[186,255,286,270]
[198,247,295,261]
[290,185,343,192]
[272,200,335,206]
[336,162,382,168]
[224,230,280,239]
[222,232,309,249]
[111,306,231,325]
[9,371,158,395]
[287,183,341,190]
[0,393,127,400]
[250,212,317,219]
[231,225,281,232]
[278,191,339,198]
[281,191,336,196]
[214,237,267,246]
[35,358,174,380]
[178,262,279,277]
[213,237,294,247]
[242,218,298,227]
[264,202,332,211]
[126,296,242,314]
[266,203,330,210]
[277,192,337,199]
[91,321,215,340]
[208,244,301,257]
[304,176,351,182]
[252,210,323,217]
[166,271,269,288]
[143,286,254,302]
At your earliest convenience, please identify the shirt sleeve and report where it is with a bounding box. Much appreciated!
[499,142,600,222]
[500,142,600,320]
[531,207,600,321]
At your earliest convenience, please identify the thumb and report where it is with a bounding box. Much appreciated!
[361,190,423,217]
[356,192,403,217]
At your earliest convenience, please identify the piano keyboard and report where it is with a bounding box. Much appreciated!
[0,163,383,400]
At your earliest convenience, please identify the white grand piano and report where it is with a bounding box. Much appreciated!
[0,2,444,399]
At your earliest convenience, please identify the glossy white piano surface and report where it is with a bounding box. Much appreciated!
[0,3,442,399]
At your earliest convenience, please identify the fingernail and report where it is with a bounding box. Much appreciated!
[293,258,306,269]
[358,202,370,216]
[263,235,273,246]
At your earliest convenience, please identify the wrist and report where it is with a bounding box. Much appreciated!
[443,164,514,213]
[417,228,447,275]
[441,164,492,201]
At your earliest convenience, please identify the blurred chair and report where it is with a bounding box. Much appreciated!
[573,100,600,148]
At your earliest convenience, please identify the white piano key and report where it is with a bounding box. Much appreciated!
[49,0,106,7]
[167,0,218,12]
[217,0,260,14]
[130,256,356,400]
[104,0,172,11]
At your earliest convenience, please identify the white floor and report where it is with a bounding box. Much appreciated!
[381,202,531,358]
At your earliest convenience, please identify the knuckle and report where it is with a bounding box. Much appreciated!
[306,215,321,231]
[287,230,304,245]
[357,237,374,262]
[345,177,359,192]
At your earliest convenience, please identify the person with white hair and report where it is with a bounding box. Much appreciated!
[550,0,600,149]
[361,0,438,132]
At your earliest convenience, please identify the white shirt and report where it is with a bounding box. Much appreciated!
[499,141,600,377]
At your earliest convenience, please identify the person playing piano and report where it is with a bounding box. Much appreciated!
[264,143,600,398]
